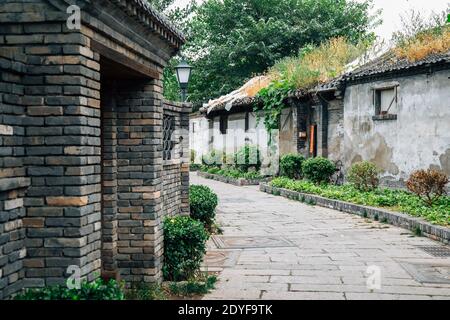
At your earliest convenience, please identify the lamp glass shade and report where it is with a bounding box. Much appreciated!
[175,60,192,86]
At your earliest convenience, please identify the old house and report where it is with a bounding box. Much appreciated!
[0,0,190,299]
[190,51,450,186]
[307,51,450,187]
[191,76,300,164]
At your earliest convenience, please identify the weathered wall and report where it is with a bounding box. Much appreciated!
[193,108,296,166]
[343,69,450,186]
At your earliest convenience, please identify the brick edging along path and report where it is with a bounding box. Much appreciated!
[260,184,450,245]
[197,171,263,186]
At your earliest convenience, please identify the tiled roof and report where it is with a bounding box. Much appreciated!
[343,50,450,81]
[201,50,450,114]
[110,0,186,46]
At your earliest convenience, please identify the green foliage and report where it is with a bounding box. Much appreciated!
[234,145,262,172]
[270,177,450,226]
[280,153,305,179]
[347,161,380,192]
[202,149,223,166]
[14,279,124,300]
[168,275,217,297]
[302,157,336,184]
[255,80,294,136]
[125,283,167,300]
[190,185,219,228]
[207,167,221,174]
[163,216,209,281]
[183,0,378,103]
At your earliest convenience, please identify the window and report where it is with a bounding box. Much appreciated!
[163,115,175,160]
[373,86,398,121]
[192,122,196,134]
[245,112,250,132]
[219,115,228,135]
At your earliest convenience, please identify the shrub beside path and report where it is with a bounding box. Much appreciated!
[191,173,450,300]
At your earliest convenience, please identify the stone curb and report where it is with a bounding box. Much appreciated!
[197,171,262,186]
[260,183,450,245]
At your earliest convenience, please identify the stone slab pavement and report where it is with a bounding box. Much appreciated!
[191,173,450,300]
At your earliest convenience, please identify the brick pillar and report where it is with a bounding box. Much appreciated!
[115,79,164,284]
[23,38,103,286]
[100,81,118,279]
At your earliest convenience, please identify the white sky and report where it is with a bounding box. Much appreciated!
[172,0,449,40]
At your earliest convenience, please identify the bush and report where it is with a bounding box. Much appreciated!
[280,154,305,179]
[14,279,124,300]
[163,216,209,281]
[406,169,449,206]
[168,275,217,297]
[347,161,380,191]
[190,149,196,164]
[234,145,261,172]
[207,167,220,174]
[302,157,336,184]
[125,283,167,300]
[202,150,222,166]
[189,185,218,229]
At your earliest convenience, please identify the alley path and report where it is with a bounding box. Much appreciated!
[191,173,450,300]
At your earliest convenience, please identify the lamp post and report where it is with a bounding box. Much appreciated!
[175,59,192,102]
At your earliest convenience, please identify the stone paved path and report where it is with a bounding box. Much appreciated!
[191,173,450,300]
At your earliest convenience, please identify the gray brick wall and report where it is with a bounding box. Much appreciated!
[0,0,188,299]
[0,48,29,299]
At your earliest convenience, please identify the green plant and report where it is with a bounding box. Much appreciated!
[190,185,219,229]
[190,164,201,172]
[202,150,223,166]
[163,216,209,282]
[280,153,305,179]
[255,80,293,139]
[14,278,124,300]
[347,161,380,191]
[269,177,449,226]
[406,169,449,207]
[190,149,196,164]
[168,275,217,297]
[207,167,221,174]
[234,145,262,172]
[125,283,167,300]
[302,157,336,184]
[413,226,423,237]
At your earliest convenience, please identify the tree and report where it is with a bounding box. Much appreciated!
[182,0,380,103]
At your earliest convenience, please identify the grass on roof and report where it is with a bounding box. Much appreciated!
[392,11,450,62]
[267,37,368,90]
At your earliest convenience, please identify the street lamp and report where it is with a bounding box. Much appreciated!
[175,59,192,102]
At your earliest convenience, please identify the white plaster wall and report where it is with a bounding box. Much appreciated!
[343,69,450,183]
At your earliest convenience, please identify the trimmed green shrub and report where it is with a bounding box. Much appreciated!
[347,161,380,191]
[280,153,305,179]
[302,157,336,184]
[14,279,124,300]
[163,216,209,281]
[190,185,218,228]
[234,145,261,172]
